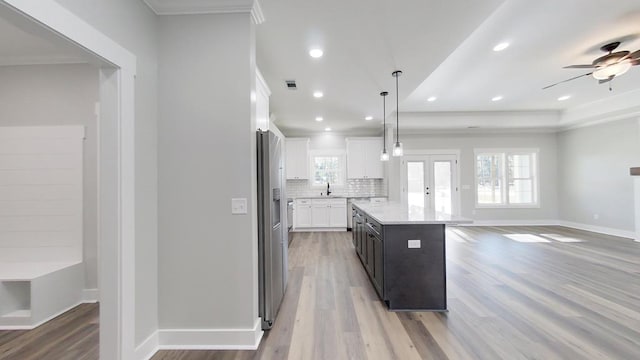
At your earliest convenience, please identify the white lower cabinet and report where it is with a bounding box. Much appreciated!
[295,198,347,229]
[329,203,347,228]
[295,199,312,228]
[311,201,330,227]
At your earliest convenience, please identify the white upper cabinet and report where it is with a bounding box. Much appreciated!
[346,138,384,179]
[286,138,310,180]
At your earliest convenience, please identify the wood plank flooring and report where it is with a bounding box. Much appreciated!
[0,303,98,360]
[153,226,640,360]
[1,226,638,359]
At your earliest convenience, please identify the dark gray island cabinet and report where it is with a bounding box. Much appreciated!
[352,202,471,311]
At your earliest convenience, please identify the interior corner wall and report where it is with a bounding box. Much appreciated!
[52,0,160,347]
[0,63,99,283]
[157,12,258,333]
[399,131,559,222]
[557,118,640,232]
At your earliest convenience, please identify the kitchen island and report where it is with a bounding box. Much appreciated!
[352,202,471,311]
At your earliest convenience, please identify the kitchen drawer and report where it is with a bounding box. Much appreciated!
[311,199,331,205]
[296,199,312,205]
[365,217,382,237]
[370,197,387,204]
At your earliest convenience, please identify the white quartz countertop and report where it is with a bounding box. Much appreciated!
[293,196,387,200]
[353,201,473,225]
[294,196,347,199]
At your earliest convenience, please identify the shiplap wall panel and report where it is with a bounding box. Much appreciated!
[0,200,75,216]
[0,154,80,170]
[0,138,78,154]
[0,126,84,263]
[0,169,79,185]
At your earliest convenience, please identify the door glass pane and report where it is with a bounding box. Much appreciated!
[433,161,452,214]
[407,161,425,211]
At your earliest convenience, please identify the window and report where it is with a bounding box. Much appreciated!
[475,149,538,207]
[311,151,345,187]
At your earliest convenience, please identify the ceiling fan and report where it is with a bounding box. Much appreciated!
[543,41,640,90]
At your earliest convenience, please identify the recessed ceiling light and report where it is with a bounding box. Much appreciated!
[427,96,437,102]
[365,116,373,121]
[325,127,332,132]
[315,116,323,122]
[558,95,571,101]
[313,91,324,98]
[492,95,503,102]
[309,48,323,58]
[493,42,510,52]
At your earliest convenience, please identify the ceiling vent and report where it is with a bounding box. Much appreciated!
[285,80,297,90]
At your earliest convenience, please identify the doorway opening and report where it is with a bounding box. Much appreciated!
[0,1,137,358]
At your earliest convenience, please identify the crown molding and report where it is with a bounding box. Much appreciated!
[0,55,87,66]
[143,0,265,23]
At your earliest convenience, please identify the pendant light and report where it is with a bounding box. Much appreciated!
[380,91,390,161]
[392,70,403,157]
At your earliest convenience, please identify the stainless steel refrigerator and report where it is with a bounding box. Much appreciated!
[257,130,287,330]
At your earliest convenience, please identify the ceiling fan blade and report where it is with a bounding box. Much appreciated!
[632,59,640,66]
[599,76,614,84]
[542,72,593,90]
[629,50,640,60]
[563,64,596,69]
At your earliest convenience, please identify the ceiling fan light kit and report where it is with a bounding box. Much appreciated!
[592,59,632,80]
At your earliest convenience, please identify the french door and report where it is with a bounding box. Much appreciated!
[402,155,459,214]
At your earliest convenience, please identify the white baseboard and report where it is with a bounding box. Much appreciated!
[556,220,636,240]
[158,318,264,350]
[293,227,347,232]
[81,288,99,303]
[135,330,159,360]
[457,219,636,240]
[459,219,559,227]
[0,301,83,330]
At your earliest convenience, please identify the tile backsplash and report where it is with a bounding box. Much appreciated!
[286,178,387,199]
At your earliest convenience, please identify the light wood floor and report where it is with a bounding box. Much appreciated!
[0,303,98,360]
[153,226,640,360]
[1,226,638,359]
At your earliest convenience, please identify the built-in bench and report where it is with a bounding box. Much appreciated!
[0,261,83,329]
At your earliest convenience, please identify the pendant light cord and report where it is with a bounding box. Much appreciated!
[395,73,399,143]
[383,94,386,151]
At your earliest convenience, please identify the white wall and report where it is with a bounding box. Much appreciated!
[395,131,559,222]
[52,0,159,346]
[0,64,98,284]
[558,118,640,232]
[157,12,259,337]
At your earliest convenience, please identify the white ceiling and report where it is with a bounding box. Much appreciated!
[256,0,640,134]
[0,7,88,66]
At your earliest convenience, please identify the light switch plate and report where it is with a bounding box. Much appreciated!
[408,239,421,249]
[232,198,247,215]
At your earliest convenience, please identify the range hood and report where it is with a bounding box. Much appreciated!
[631,167,640,176]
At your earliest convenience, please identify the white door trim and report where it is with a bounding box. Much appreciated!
[0,1,138,359]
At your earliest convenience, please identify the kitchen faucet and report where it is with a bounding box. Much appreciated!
[326,182,332,196]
